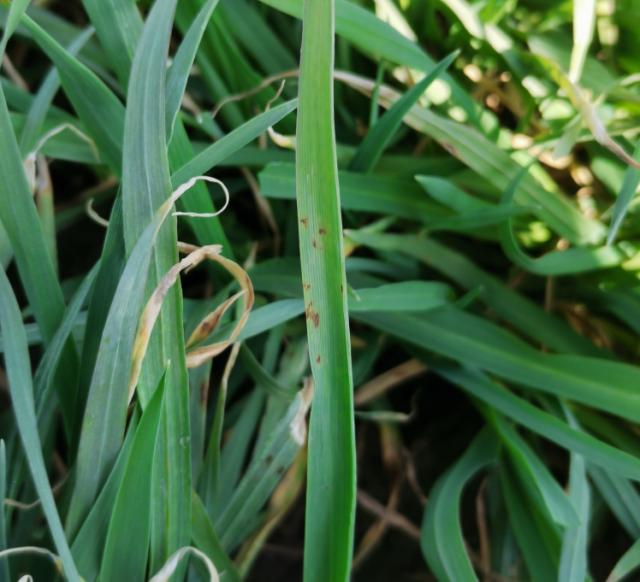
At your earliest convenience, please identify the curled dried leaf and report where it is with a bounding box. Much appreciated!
[128,243,254,401]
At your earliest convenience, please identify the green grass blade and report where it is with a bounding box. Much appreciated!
[171,100,297,187]
[260,0,485,127]
[18,26,93,156]
[607,539,640,582]
[67,184,186,536]
[192,491,241,582]
[348,281,451,312]
[500,460,560,581]
[33,267,96,415]
[499,174,632,275]
[261,162,449,223]
[489,411,579,528]
[569,0,596,83]
[589,467,640,539]
[80,0,142,88]
[99,376,165,582]
[0,269,80,581]
[166,0,220,140]
[421,428,498,581]
[355,307,640,423]
[346,79,605,244]
[215,388,311,552]
[0,82,78,435]
[71,412,138,581]
[558,406,590,582]
[438,367,640,480]
[349,50,457,173]
[608,140,640,245]
[0,441,9,582]
[75,196,125,430]
[346,230,601,355]
[0,0,30,56]
[121,0,191,568]
[296,1,356,579]
[22,14,125,174]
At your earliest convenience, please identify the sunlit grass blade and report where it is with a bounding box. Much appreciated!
[296,1,356,579]
[608,140,640,245]
[569,0,596,83]
[349,50,458,173]
[0,269,80,581]
[259,0,485,126]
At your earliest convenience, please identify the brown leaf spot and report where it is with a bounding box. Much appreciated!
[319,227,327,236]
[312,239,317,248]
[300,217,308,227]
[316,355,321,364]
[305,303,320,328]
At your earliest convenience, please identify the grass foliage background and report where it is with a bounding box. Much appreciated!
[1,0,640,580]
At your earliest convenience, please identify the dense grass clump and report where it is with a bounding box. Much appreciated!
[1,0,640,580]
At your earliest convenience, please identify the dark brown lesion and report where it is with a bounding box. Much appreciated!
[319,227,327,235]
[316,355,321,364]
[300,217,309,227]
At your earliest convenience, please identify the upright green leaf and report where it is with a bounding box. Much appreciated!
[296,1,356,579]
[0,269,80,581]
[349,50,457,173]
[0,81,78,435]
[0,0,30,56]
[80,0,142,88]
[99,377,165,582]
[120,0,191,568]
[558,407,590,582]
[165,0,220,139]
